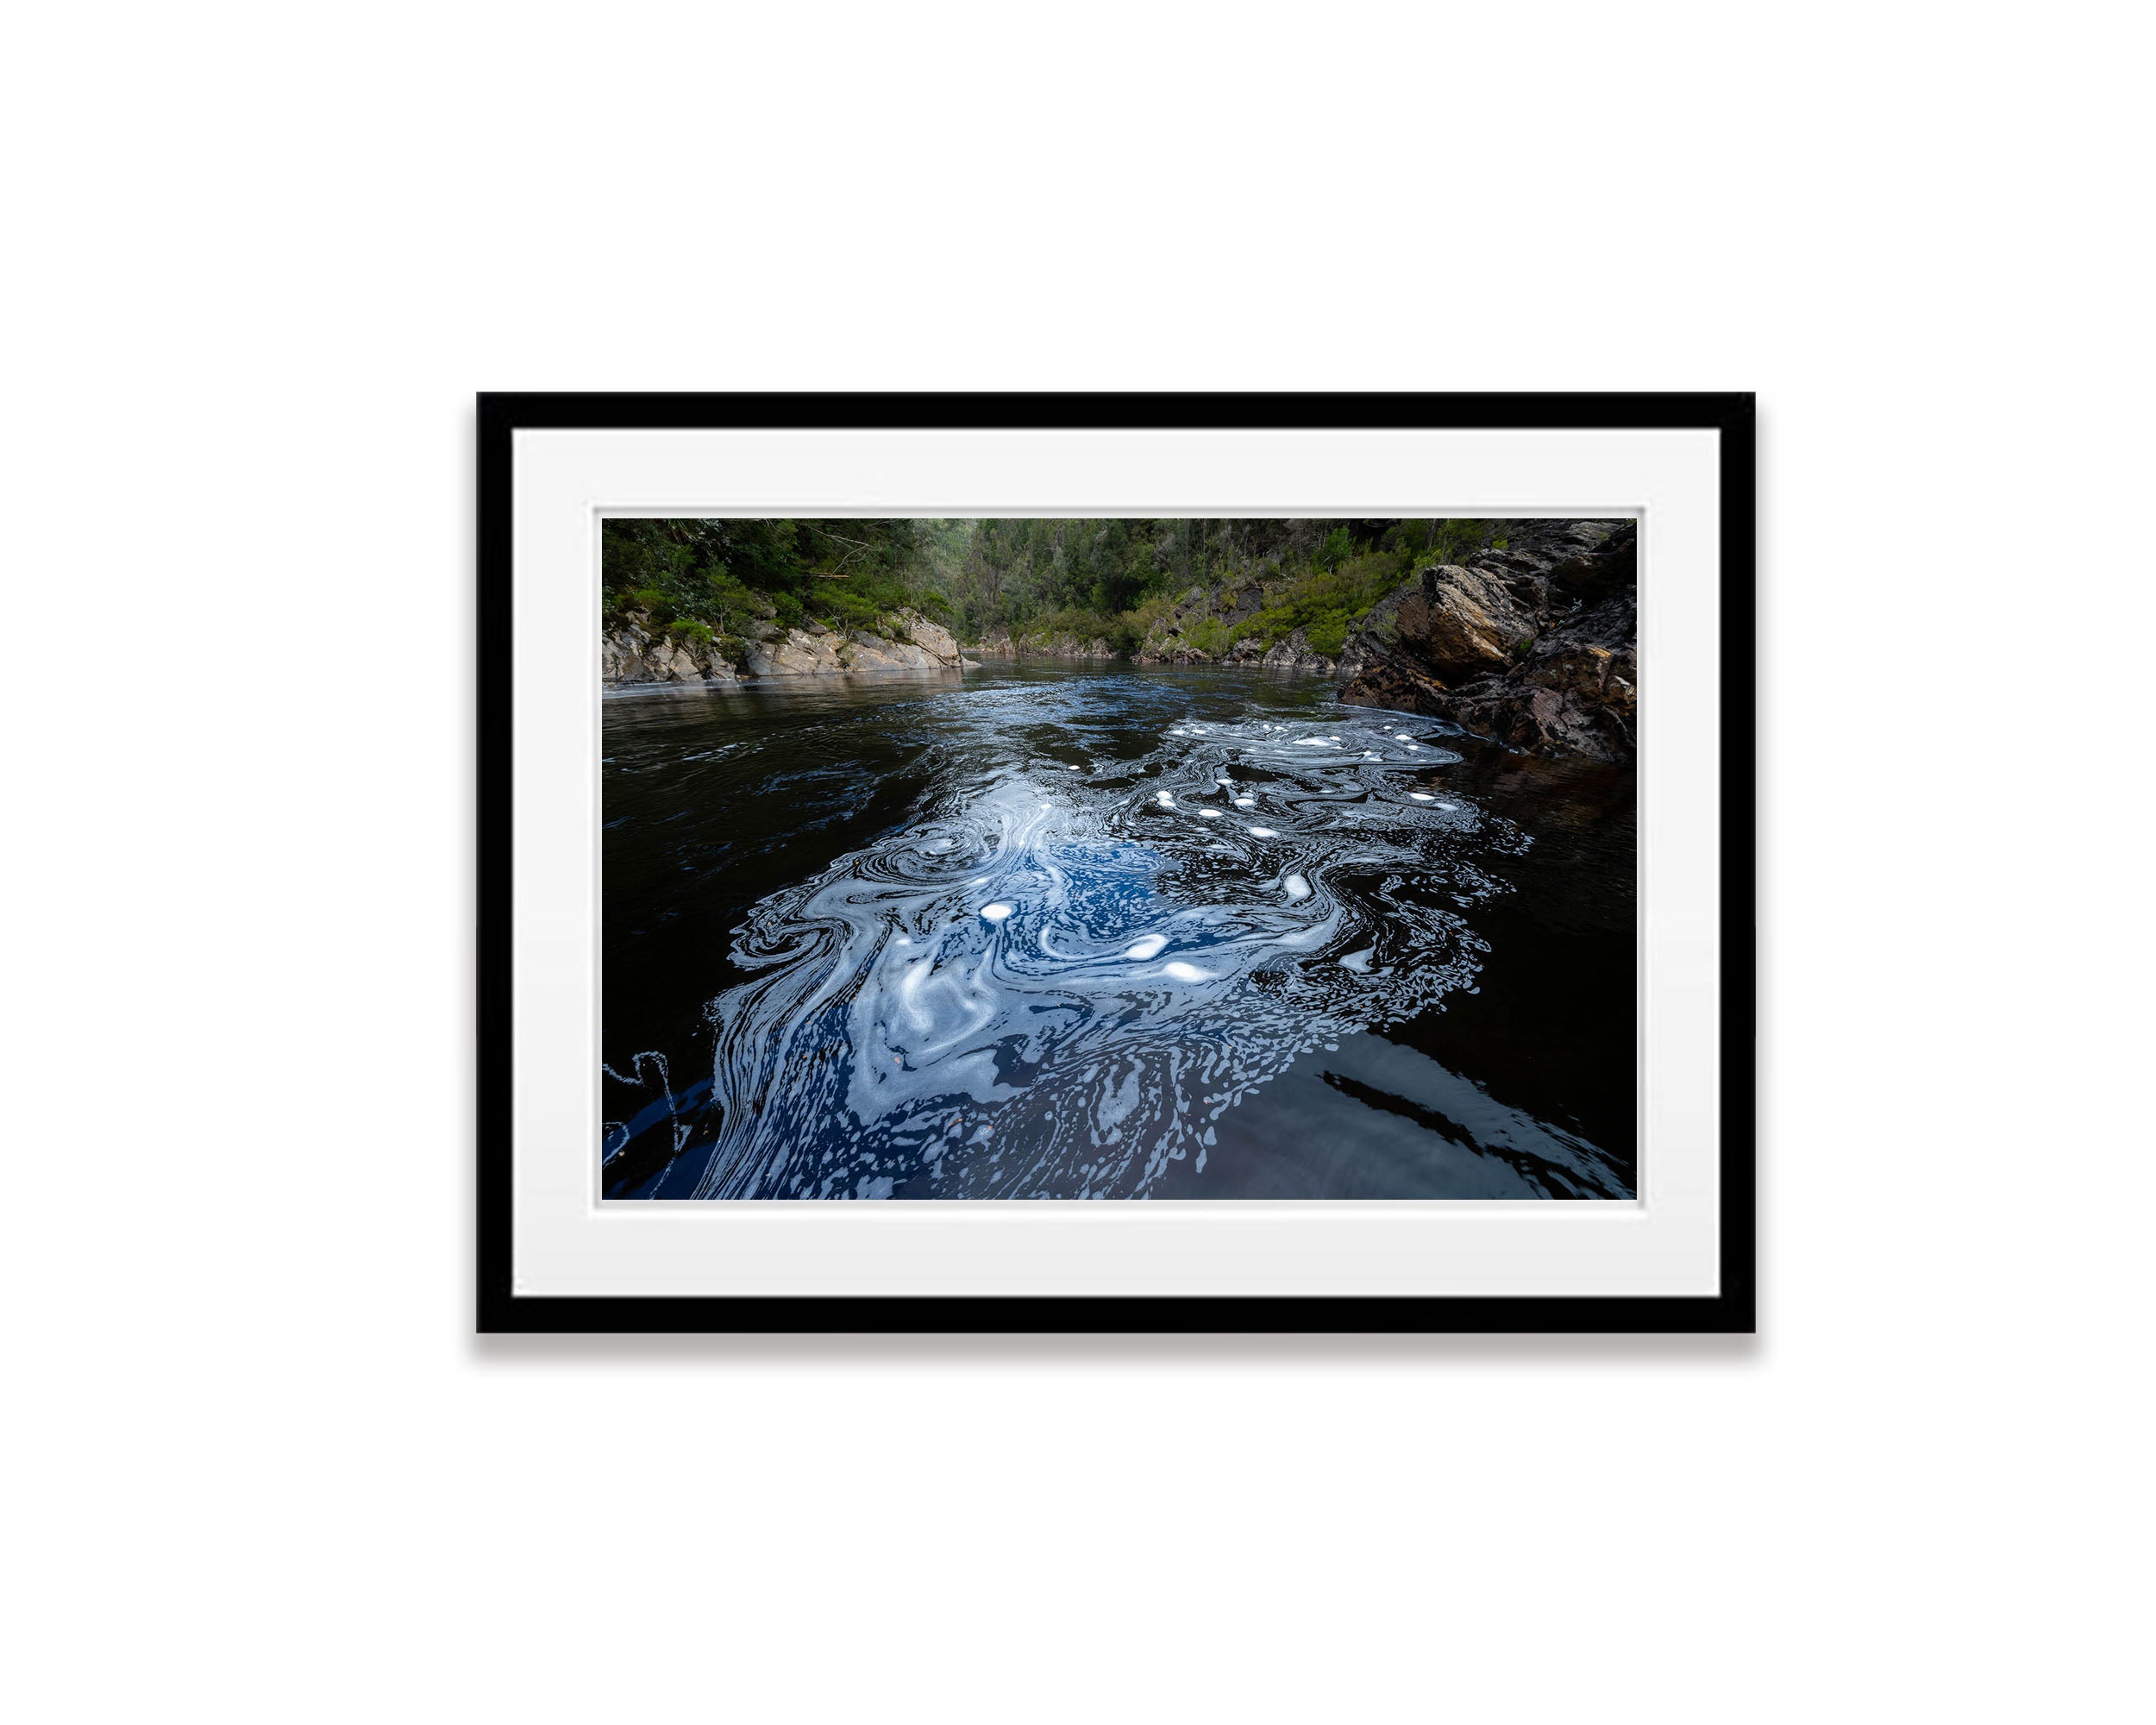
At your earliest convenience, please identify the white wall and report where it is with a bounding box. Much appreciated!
[5,6,2146,1722]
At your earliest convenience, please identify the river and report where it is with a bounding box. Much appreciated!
[602,664,1635,1200]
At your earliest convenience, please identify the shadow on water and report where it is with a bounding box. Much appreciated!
[601,666,1634,1201]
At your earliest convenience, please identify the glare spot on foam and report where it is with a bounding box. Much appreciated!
[1162,961,1209,982]
[1234,797,1255,807]
[1198,808,1223,819]
[1283,875,1311,900]
[980,903,1014,922]
[1155,790,1175,807]
[1247,826,1277,837]
[1409,793,1435,802]
[1123,933,1167,960]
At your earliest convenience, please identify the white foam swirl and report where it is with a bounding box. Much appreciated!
[691,709,1518,1198]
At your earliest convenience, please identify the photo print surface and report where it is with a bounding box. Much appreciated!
[599,517,1637,1201]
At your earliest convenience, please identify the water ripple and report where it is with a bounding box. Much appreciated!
[686,705,1527,1198]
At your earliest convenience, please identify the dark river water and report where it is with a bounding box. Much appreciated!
[602,664,1635,1200]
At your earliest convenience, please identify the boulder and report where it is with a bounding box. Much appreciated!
[744,628,845,677]
[1390,565,1539,681]
[601,624,653,683]
[662,642,701,681]
[840,632,936,671]
[900,612,962,665]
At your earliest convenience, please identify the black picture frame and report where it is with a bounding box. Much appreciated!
[478,392,1755,1333]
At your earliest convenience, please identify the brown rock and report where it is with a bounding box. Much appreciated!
[1393,565,1539,681]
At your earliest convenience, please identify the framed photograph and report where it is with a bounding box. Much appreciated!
[479,392,1754,1332]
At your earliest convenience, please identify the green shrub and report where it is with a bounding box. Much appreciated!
[617,586,674,624]
[1018,606,1131,652]
[1120,592,1185,636]
[705,572,759,637]
[668,619,715,647]
[1182,616,1232,658]
[1235,550,1413,650]
[771,591,804,630]
[1420,520,1497,566]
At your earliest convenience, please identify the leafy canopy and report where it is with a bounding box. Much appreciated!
[600,517,1499,658]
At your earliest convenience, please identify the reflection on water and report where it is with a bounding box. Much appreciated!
[602,667,1635,1200]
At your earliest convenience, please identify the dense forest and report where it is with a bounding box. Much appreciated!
[602,518,1503,660]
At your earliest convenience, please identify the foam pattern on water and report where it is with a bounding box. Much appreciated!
[687,707,1525,1198]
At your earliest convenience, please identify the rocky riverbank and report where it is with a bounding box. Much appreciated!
[603,608,966,687]
[1043,519,1639,762]
[605,521,1639,762]
[1336,520,1637,762]
[968,625,1116,662]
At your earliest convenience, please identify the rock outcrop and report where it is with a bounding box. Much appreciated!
[1257,630,1338,674]
[1132,581,1267,665]
[601,616,739,686]
[743,612,965,677]
[1128,579,1352,672]
[742,624,844,677]
[1337,520,1637,762]
[605,607,965,686]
